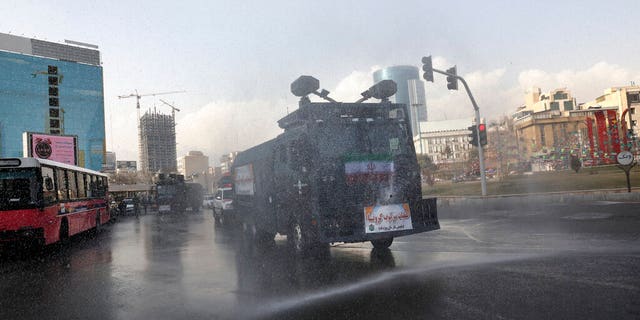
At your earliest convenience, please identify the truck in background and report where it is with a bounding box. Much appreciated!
[155,173,187,213]
[186,182,203,212]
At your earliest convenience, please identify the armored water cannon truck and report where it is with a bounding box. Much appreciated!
[154,173,187,213]
[232,76,439,250]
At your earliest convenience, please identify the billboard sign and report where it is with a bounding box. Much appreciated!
[23,132,78,165]
[116,160,137,171]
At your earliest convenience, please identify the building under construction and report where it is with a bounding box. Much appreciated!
[139,109,177,173]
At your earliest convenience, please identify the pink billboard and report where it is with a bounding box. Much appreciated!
[25,133,77,165]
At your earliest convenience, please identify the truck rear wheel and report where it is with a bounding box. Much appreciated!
[371,237,393,249]
[288,216,313,253]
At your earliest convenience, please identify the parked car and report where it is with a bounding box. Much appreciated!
[120,198,135,214]
[212,187,234,224]
[203,194,215,209]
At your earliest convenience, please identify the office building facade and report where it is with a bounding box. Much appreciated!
[178,150,210,190]
[0,33,105,171]
[413,118,474,164]
[514,88,587,157]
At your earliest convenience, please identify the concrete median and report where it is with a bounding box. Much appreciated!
[433,188,640,218]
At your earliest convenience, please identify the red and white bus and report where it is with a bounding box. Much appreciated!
[0,157,110,246]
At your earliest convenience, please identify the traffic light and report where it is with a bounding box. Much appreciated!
[468,125,478,146]
[421,56,434,82]
[446,66,458,90]
[478,123,487,146]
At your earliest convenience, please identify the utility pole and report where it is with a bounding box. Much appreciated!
[422,56,487,196]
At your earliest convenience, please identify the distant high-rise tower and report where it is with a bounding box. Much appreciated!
[104,151,116,173]
[373,65,427,136]
[139,110,177,173]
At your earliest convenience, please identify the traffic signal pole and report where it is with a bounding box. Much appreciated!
[431,68,488,196]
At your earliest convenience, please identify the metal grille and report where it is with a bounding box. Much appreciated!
[31,39,100,66]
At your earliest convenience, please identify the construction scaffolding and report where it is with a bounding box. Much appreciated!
[139,108,177,173]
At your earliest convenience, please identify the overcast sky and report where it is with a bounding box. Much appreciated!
[3,0,640,164]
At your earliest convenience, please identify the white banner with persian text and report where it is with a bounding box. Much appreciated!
[363,203,413,233]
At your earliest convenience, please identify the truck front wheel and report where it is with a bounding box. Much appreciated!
[288,220,305,252]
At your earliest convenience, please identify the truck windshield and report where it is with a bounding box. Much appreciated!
[317,121,412,157]
[157,185,176,198]
[0,168,40,210]
[222,190,234,200]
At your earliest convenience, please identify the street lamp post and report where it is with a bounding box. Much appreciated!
[412,103,425,154]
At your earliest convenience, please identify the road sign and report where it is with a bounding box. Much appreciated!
[616,151,634,165]
[615,151,636,192]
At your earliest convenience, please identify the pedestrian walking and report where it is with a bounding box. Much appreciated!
[143,196,148,214]
[134,195,140,216]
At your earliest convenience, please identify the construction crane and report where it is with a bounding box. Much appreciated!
[118,90,185,121]
[159,99,181,120]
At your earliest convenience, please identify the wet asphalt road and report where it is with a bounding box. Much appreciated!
[1,200,639,320]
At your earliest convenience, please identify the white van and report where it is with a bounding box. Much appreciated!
[212,187,234,224]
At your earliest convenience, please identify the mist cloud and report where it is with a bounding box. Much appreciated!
[517,62,639,102]
[331,66,380,102]
[326,60,640,122]
[175,99,287,165]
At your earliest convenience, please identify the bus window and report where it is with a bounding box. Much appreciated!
[102,177,108,197]
[68,171,78,199]
[95,177,101,197]
[87,175,94,197]
[41,166,57,204]
[56,168,68,201]
[0,168,39,210]
[77,173,86,198]
[96,177,106,197]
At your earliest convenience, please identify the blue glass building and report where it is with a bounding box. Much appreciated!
[373,65,427,137]
[0,33,105,171]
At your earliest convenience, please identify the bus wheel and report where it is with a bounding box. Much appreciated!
[59,219,70,245]
[371,238,393,249]
[95,211,102,233]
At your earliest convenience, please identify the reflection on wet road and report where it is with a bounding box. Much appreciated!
[1,200,639,319]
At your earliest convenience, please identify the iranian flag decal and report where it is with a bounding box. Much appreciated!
[344,154,394,185]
